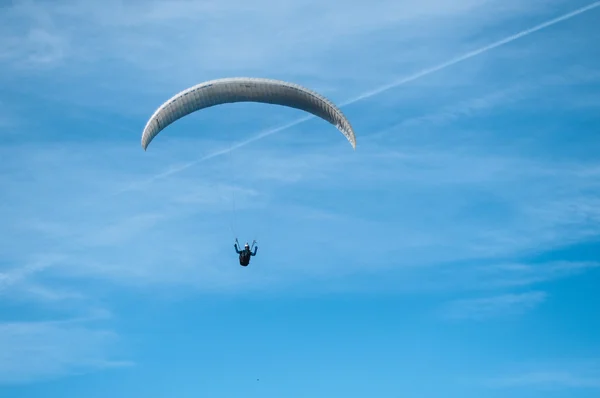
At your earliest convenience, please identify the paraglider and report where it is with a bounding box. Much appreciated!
[235,239,257,267]
[140,77,357,267]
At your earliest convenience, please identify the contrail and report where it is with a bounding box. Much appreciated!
[113,115,314,194]
[131,1,599,189]
[340,1,600,105]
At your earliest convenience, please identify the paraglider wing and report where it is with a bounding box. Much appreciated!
[141,77,356,150]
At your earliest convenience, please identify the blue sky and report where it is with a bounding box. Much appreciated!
[1,0,600,396]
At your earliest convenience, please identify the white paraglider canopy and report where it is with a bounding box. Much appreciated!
[141,77,356,150]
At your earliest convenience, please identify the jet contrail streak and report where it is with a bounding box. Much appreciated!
[135,1,599,188]
[340,1,600,105]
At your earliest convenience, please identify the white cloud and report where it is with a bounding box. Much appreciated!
[488,371,600,388]
[0,317,132,384]
[2,0,589,116]
[0,0,598,296]
[3,132,599,294]
[441,291,547,320]
[0,0,516,70]
[1,0,599,388]
[482,360,600,390]
[367,65,600,135]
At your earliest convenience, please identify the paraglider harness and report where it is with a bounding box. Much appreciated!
[236,239,257,266]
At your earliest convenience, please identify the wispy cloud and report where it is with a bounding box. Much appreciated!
[348,259,600,299]
[0,314,132,384]
[127,1,600,184]
[481,360,600,390]
[1,0,554,72]
[2,0,594,117]
[4,71,600,294]
[4,133,599,294]
[1,0,598,296]
[339,0,600,105]
[367,65,600,137]
[435,261,600,295]
[486,371,600,389]
[0,253,84,303]
[441,291,547,320]
[1,0,599,389]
